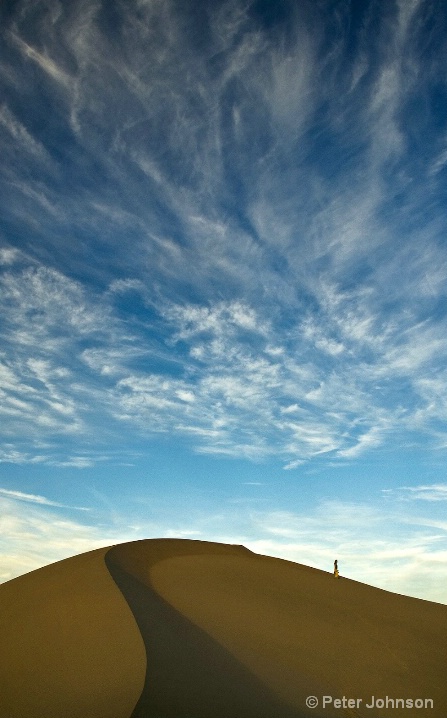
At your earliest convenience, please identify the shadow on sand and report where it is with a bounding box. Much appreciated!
[105,544,305,718]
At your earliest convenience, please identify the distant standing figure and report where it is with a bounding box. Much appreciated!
[334,559,339,578]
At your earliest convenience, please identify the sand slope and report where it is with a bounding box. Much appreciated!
[1,538,446,718]
[0,546,146,718]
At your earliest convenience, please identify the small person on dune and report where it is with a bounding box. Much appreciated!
[334,559,339,578]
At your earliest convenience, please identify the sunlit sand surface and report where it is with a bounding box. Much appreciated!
[0,545,146,718]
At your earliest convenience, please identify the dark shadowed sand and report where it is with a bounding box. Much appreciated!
[1,538,446,717]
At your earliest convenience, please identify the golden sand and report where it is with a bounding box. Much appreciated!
[0,546,145,718]
[1,538,446,717]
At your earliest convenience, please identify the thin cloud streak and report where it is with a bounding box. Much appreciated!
[385,484,447,502]
[0,488,89,510]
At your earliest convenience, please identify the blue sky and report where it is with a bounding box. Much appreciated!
[1,0,447,602]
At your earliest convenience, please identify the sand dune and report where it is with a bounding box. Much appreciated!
[0,545,146,718]
[0,539,446,717]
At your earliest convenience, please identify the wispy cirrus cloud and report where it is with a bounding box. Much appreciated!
[384,484,447,503]
[1,246,447,467]
[0,104,53,166]
[0,0,446,472]
[0,487,89,510]
[9,32,72,88]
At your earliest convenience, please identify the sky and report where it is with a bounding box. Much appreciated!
[0,0,447,603]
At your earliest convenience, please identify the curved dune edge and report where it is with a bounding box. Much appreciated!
[106,539,302,717]
[0,546,146,718]
[107,539,447,718]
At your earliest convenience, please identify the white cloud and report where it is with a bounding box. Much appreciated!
[338,427,384,459]
[165,301,270,343]
[176,389,195,402]
[0,488,89,510]
[283,459,306,470]
[0,258,133,448]
[383,322,447,374]
[0,103,53,165]
[386,484,447,502]
[9,33,72,88]
[0,247,19,266]
[429,145,447,176]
